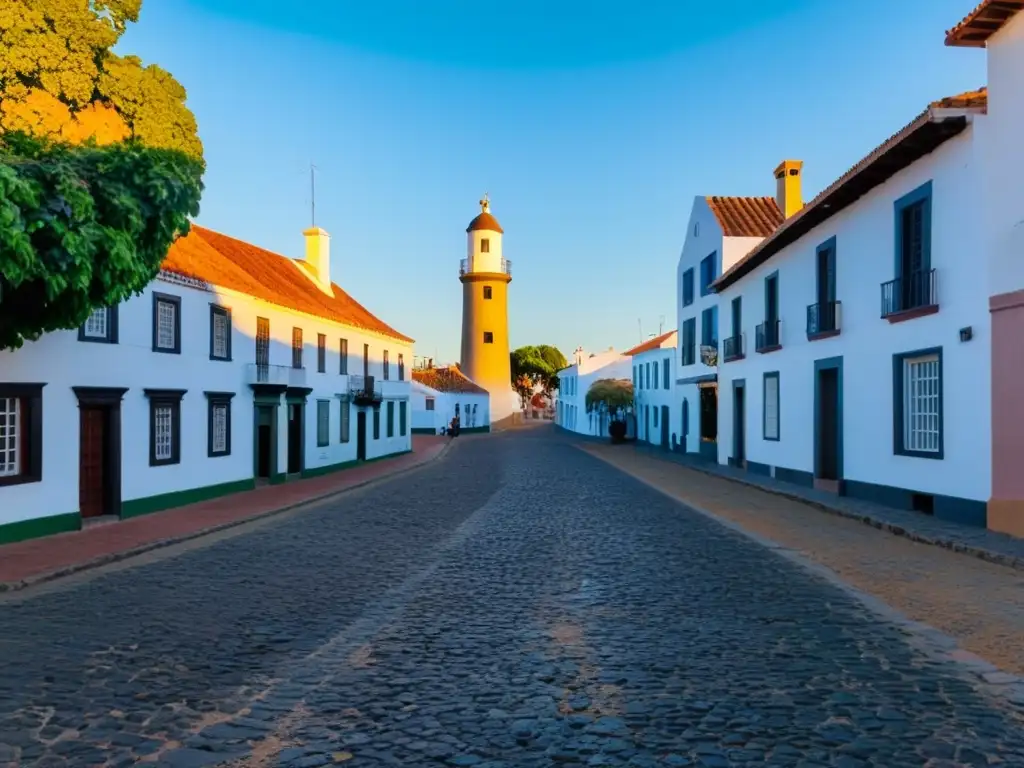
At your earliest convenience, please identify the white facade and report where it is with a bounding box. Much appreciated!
[711,111,990,526]
[410,370,491,434]
[629,332,678,448]
[0,228,413,542]
[555,347,632,437]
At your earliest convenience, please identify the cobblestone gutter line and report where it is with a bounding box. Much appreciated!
[582,445,1024,709]
[0,442,454,595]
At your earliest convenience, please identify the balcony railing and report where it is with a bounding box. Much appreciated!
[246,363,307,388]
[880,269,937,319]
[459,258,513,277]
[722,334,744,362]
[755,320,781,352]
[806,300,842,338]
[349,374,383,405]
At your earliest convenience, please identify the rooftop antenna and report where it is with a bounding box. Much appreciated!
[310,163,317,227]
[658,315,665,335]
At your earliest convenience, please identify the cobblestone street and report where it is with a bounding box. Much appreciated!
[2,429,1024,768]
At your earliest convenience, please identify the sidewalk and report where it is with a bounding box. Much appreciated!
[581,441,1024,676]
[0,435,451,592]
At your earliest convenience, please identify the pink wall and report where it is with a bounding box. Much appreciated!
[990,289,1024,536]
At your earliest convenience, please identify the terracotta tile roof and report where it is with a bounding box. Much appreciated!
[466,212,504,234]
[705,196,784,238]
[412,365,489,395]
[946,0,1023,47]
[713,89,986,292]
[624,330,677,357]
[162,225,413,343]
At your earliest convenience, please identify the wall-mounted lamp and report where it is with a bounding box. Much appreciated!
[959,326,973,343]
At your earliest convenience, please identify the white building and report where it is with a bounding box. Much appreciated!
[555,346,632,437]
[706,86,989,528]
[411,365,491,434]
[946,0,1024,538]
[0,225,414,545]
[626,331,678,449]
[675,192,783,459]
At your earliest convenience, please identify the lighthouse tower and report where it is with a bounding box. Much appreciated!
[459,195,518,424]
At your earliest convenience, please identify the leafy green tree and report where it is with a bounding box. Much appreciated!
[534,344,567,396]
[0,0,204,350]
[585,378,634,413]
[510,345,568,408]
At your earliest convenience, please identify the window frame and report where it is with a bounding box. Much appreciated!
[480,238,490,253]
[425,397,436,412]
[291,327,303,369]
[339,396,351,443]
[373,407,380,440]
[483,286,493,300]
[762,371,780,442]
[79,306,119,344]
[145,388,186,467]
[0,383,45,487]
[399,401,407,436]
[316,399,331,447]
[682,268,695,307]
[701,306,718,349]
[339,338,349,374]
[892,346,943,460]
[699,253,717,297]
[681,318,696,366]
[662,358,670,389]
[893,181,933,280]
[317,333,327,373]
[151,292,182,354]
[483,331,494,344]
[387,400,395,438]
[205,391,235,457]
[398,353,405,381]
[383,350,390,380]
[209,304,232,361]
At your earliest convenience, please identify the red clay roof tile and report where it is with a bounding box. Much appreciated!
[412,366,490,395]
[946,0,1023,47]
[162,225,413,343]
[705,196,784,238]
[624,330,677,357]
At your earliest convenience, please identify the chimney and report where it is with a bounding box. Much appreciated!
[303,227,332,291]
[774,160,804,219]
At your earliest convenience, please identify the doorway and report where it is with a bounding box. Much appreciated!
[72,387,126,520]
[357,410,367,461]
[256,405,274,480]
[814,357,843,489]
[732,381,746,466]
[660,405,670,449]
[681,399,689,452]
[287,402,303,475]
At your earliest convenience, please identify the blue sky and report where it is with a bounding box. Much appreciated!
[122,0,984,363]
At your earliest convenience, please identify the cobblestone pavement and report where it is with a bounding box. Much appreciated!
[2,430,1024,767]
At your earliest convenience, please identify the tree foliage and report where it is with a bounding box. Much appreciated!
[0,133,203,349]
[510,344,567,409]
[585,378,634,414]
[0,0,205,349]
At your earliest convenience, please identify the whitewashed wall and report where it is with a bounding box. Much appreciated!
[716,126,990,502]
[632,345,678,447]
[556,351,632,437]
[0,274,413,530]
[411,382,490,433]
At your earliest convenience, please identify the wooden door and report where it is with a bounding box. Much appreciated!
[817,369,840,480]
[79,407,106,518]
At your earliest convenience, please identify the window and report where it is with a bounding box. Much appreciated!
[701,306,718,348]
[400,402,407,436]
[426,397,436,411]
[363,343,370,378]
[0,384,44,486]
[483,331,494,344]
[481,238,490,253]
[653,407,659,427]
[483,286,493,300]
[339,338,349,374]
[662,359,670,389]
[373,408,380,440]
[339,397,350,443]
[145,389,185,466]
[646,363,651,389]
[317,400,330,447]
[694,222,700,237]
[700,253,717,296]
[763,372,780,441]
[398,353,405,381]
[79,306,118,344]
[152,293,181,353]
[650,362,657,390]
[292,327,303,368]
[256,317,270,367]
[383,350,390,380]
[205,392,234,457]
[209,305,232,361]
[894,348,943,458]
[682,268,695,307]
[681,318,696,366]
[892,182,934,313]
[387,401,395,437]
[317,334,327,373]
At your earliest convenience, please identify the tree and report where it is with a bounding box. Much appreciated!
[0,0,204,350]
[510,344,568,406]
[534,344,567,397]
[585,378,634,414]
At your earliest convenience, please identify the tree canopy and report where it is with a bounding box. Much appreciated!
[510,344,568,407]
[585,378,634,414]
[0,0,205,349]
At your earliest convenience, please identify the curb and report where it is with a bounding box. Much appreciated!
[577,443,1024,573]
[0,442,455,595]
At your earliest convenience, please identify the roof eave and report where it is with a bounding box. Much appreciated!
[712,110,974,292]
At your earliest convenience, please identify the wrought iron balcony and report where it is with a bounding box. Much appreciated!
[880,269,937,319]
[349,374,383,406]
[722,334,744,362]
[806,301,842,338]
[246,363,306,388]
[755,320,781,353]
[459,258,513,277]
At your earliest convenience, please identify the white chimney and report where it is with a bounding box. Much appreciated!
[303,227,332,292]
